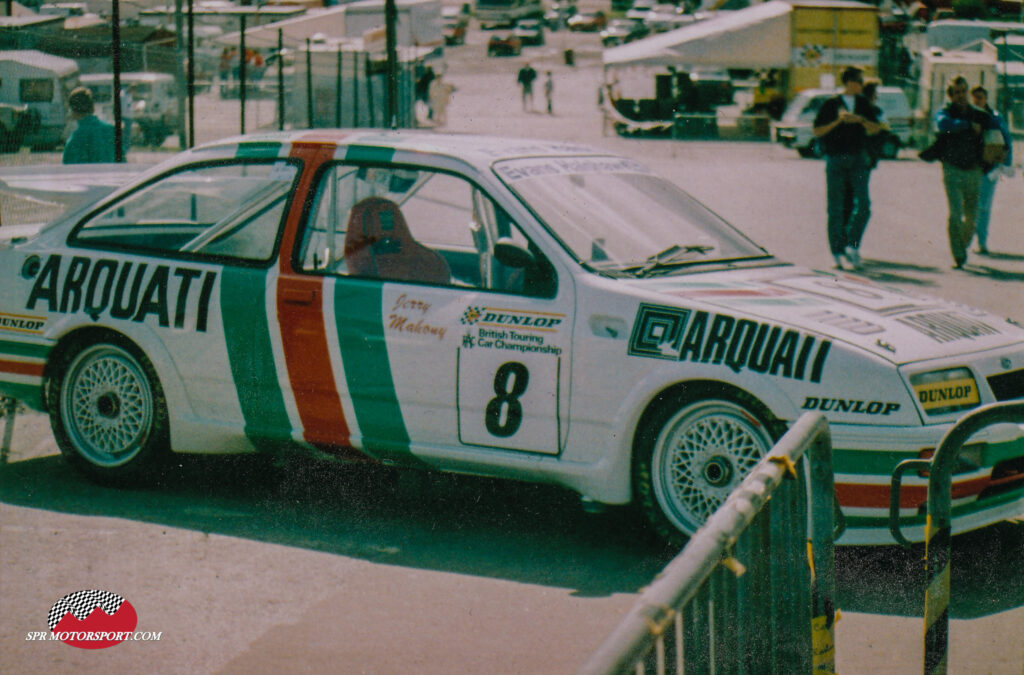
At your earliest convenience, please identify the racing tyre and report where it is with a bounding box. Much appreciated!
[49,339,169,484]
[634,394,775,547]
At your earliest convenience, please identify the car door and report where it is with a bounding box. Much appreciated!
[64,157,301,448]
[284,161,574,463]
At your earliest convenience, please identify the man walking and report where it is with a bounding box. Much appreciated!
[812,66,881,270]
[934,76,998,268]
[544,71,554,115]
[517,62,537,112]
[968,85,1013,255]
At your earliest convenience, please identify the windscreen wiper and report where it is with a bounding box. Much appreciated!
[622,244,715,278]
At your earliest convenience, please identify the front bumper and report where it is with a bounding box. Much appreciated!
[829,421,1024,545]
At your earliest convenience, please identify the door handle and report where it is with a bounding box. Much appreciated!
[282,288,317,306]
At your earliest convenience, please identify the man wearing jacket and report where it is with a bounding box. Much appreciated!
[813,66,881,271]
[62,87,115,165]
[933,76,998,269]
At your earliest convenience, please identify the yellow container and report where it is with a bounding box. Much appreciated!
[789,1,878,95]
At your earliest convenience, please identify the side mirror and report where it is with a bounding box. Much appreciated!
[494,237,534,269]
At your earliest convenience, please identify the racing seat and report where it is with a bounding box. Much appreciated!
[343,196,451,285]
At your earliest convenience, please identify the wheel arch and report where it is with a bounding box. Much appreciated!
[630,379,789,472]
[42,325,184,425]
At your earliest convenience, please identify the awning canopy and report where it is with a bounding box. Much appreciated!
[603,0,793,69]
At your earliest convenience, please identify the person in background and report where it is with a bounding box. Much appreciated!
[812,66,881,270]
[428,72,455,127]
[63,87,115,164]
[517,62,537,112]
[119,84,134,152]
[842,80,889,227]
[933,76,998,269]
[544,71,554,115]
[969,85,1013,255]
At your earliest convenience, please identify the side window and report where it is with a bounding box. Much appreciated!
[299,164,555,296]
[72,160,298,263]
[20,78,54,103]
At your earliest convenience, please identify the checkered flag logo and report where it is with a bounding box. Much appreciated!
[48,590,125,631]
[461,306,484,325]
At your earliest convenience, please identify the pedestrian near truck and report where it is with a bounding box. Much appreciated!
[969,85,1013,255]
[62,87,116,164]
[932,76,999,269]
[517,62,537,112]
[812,66,882,271]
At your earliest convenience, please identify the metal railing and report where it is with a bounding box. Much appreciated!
[580,412,839,675]
[889,401,1024,675]
[0,396,18,467]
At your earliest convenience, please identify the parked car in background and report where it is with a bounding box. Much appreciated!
[0,102,38,153]
[567,10,607,32]
[0,50,79,150]
[543,1,576,29]
[513,18,545,46]
[443,6,469,45]
[643,4,698,32]
[625,0,654,21]
[600,18,650,47]
[773,86,913,158]
[487,31,523,56]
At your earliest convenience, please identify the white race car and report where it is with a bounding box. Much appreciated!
[1,130,1022,545]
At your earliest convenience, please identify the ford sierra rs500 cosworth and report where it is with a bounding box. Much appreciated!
[1,130,1023,546]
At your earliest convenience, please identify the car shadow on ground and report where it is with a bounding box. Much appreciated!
[835,520,1024,619]
[0,452,672,598]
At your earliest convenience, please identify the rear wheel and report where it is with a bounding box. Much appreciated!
[49,338,169,484]
[634,393,775,547]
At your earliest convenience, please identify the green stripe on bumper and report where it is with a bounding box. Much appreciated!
[844,484,1024,529]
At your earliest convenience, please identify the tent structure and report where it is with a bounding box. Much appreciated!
[603,0,792,69]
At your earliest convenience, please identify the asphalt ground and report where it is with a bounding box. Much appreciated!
[1,14,1024,674]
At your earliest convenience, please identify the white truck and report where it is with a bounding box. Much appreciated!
[0,50,80,150]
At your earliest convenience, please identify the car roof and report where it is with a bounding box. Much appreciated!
[173,130,606,173]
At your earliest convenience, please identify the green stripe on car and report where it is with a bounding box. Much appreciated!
[221,267,291,445]
[333,281,426,467]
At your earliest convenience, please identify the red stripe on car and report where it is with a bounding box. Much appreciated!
[276,140,352,448]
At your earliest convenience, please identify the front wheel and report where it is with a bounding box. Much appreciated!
[634,396,775,547]
[49,339,169,484]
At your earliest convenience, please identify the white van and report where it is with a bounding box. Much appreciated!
[773,86,914,159]
[0,50,80,149]
[80,72,179,147]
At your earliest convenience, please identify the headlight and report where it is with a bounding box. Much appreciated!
[910,367,980,415]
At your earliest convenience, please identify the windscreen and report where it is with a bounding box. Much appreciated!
[493,156,769,276]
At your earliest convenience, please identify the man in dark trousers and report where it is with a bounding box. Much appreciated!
[812,66,881,270]
[517,62,537,112]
